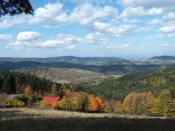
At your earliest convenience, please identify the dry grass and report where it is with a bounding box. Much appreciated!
[1,108,175,131]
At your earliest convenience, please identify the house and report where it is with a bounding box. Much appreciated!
[7,94,24,100]
[42,96,60,104]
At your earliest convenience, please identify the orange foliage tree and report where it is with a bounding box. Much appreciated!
[87,96,100,112]
[24,86,33,94]
[96,96,105,111]
[86,96,105,112]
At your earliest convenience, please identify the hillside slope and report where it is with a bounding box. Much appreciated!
[78,65,175,100]
[15,68,103,83]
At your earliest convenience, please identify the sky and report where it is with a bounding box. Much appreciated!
[0,0,175,59]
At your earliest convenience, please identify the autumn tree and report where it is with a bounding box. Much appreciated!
[123,92,136,114]
[123,92,154,115]
[95,96,105,111]
[58,92,88,111]
[24,85,33,94]
[24,85,35,106]
[86,96,100,112]
[150,90,175,117]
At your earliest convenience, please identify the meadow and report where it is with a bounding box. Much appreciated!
[1,108,175,131]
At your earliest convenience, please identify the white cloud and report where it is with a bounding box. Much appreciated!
[119,0,175,9]
[162,12,175,26]
[164,12,175,21]
[121,7,163,17]
[10,32,80,49]
[107,24,136,36]
[148,18,162,25]
[105,43,131,48]
[31,2,69,26]
[70,3,118,25]
[84,32,108,45]
[27,2,118,28]
[92,21,135,36]
[0,34,13,43]
[0,15,31,29]
[93,21,111,30]
[67,45,76,49]
[17,31,41,42]
[161,43,175,47]
[38,34,81,48]
[159,25,175,33]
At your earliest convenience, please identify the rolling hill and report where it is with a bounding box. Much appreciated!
[0,56,174,75]
[78,65,175,100]
[148,56,175,64]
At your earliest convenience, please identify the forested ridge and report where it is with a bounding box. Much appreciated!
[78,65,175,100]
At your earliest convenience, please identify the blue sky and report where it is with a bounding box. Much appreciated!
[0,0,175,59]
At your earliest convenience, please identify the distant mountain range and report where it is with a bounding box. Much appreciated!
[0,56,126,65]
[0,56,174,74]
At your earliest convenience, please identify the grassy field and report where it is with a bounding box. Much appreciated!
[1,108,175,131]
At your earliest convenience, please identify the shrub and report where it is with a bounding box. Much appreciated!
[8,98,25,107]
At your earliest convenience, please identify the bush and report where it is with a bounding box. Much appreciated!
[8,98,25,107]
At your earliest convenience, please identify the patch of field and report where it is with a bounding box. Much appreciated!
[15,68,105,83]
[0,108,175,131]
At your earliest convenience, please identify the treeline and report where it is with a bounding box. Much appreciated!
[78,65,175,100]
[0,70,62,95]
[116,90,175,117]
[41,92,105,112]
[39,90,175,117]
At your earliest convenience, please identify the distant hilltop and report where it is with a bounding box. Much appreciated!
[150,56,175,61]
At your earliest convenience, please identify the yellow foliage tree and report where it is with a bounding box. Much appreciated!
[123,92,154,115]
[58,92,88,111]
[150,90,175,117]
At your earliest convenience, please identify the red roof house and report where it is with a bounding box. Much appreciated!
[42,96,60,104]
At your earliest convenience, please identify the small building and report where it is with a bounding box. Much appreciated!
[7,94,24,100]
